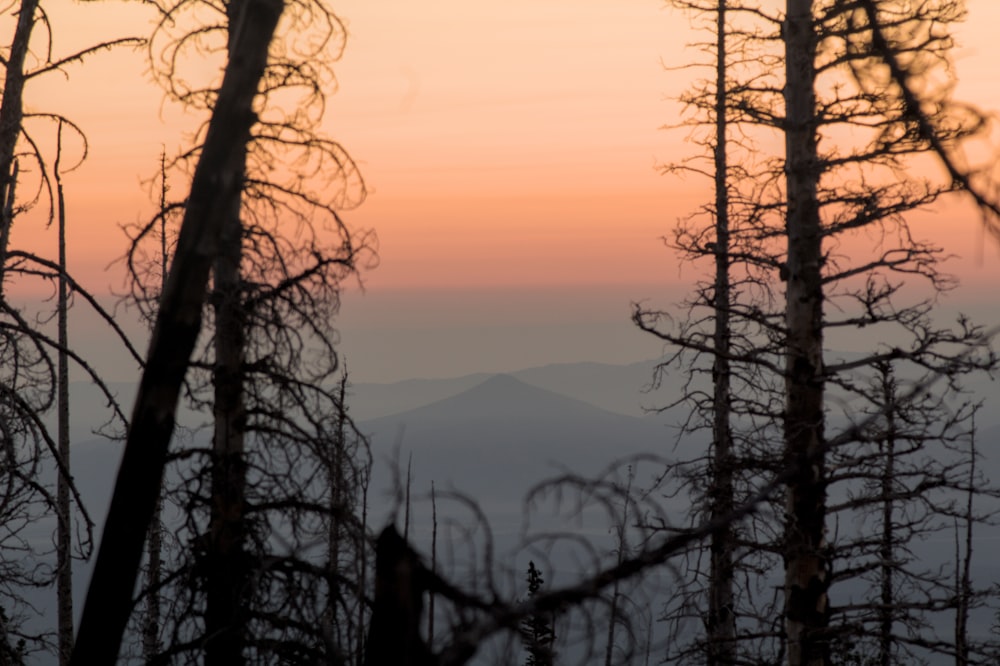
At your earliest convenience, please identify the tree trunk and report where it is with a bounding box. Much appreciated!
[325,374,347,646]
[955,412,976,666]
[364,526,437,666]
[429,480,437,646]
[0,0,37,295]
[142,152,170,663]
[204,10,250,661]
[877,365,896,666]
[55,122,73,666]
[707,2,735,664]
[204,171,247,665]
[783,1,829,665]
[604,468,633,666]
[69,2,285,663]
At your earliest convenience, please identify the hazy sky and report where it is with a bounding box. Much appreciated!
[9,1,1000,382]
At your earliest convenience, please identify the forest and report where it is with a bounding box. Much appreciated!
[2,0,1000,665]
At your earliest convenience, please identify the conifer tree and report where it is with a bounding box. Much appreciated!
[520,561,555,666]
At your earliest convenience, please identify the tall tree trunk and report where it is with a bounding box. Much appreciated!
[783,1,828,665]
[70,2,285,663]
[325,372,348,647]
[204,50,249,659]
[604,468,633,666]
[429,480,437,646]
[707,2,735,664]
[142,152,170,662]
[55,121,73,666]
[356,470,370,666]
[0,0,37,295]
[877,365,896,666]
[955,411,976,666]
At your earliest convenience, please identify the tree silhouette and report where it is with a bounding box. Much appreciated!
[113,0,373,662]
[637,2,1000,665]
[70,1,287,662]
[0,3,138,659]
[521,561,556,666]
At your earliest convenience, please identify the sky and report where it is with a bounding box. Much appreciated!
[9,1,1000,382]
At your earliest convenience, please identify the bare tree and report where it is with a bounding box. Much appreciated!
[637,1,788,662]
[53,119,71,666]
[70,1,287,662]
[110,1,373,663]
[140,151,173,663]
[826,356,996,665]
[637,3,1000,666]
[0,2,138,659]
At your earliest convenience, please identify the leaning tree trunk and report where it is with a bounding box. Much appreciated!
[0,0,37,295]
[69,2,285,663]
[783,1,829,665]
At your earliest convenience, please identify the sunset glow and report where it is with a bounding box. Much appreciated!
[10,0,1000,301]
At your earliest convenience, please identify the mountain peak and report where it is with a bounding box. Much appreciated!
[363,372,633,428]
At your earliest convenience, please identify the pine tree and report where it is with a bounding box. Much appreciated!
[520,561,555,666]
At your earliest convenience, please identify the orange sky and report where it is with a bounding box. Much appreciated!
[6,1,1000,382]
[9,0,1000,297]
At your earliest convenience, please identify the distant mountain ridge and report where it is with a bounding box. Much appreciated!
[348,358,670,420]
[359,373,689,517]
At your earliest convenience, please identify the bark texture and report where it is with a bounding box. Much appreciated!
[783,1,829,665]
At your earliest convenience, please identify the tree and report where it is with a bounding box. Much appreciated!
[778,3,994,662]
[113,0,372,662]
[70,1,287,662]
[140,151,173,663]
[0,3,138,659]
[826,357,996,664]
[521,561,555,666]
[636,2,1000,665]
[781,3,827,661]
[635,1,791,662]
[0,0,40,289]
[637,1,787,661]
[54,119,71,666]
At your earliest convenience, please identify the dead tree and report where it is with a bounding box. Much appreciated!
[640,2,1000,666]
[70,1,286,662]
[115,1,372,663]
[364,526,438,666]
[0,3,138,659]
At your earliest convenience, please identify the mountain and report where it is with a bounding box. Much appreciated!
[511,359,670,417]
[360,374,695,522]
[347,373,492,420]
[349,358,675,421]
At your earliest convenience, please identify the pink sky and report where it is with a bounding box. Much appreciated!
[11,1,1000,291]
[7,1,1000,380]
